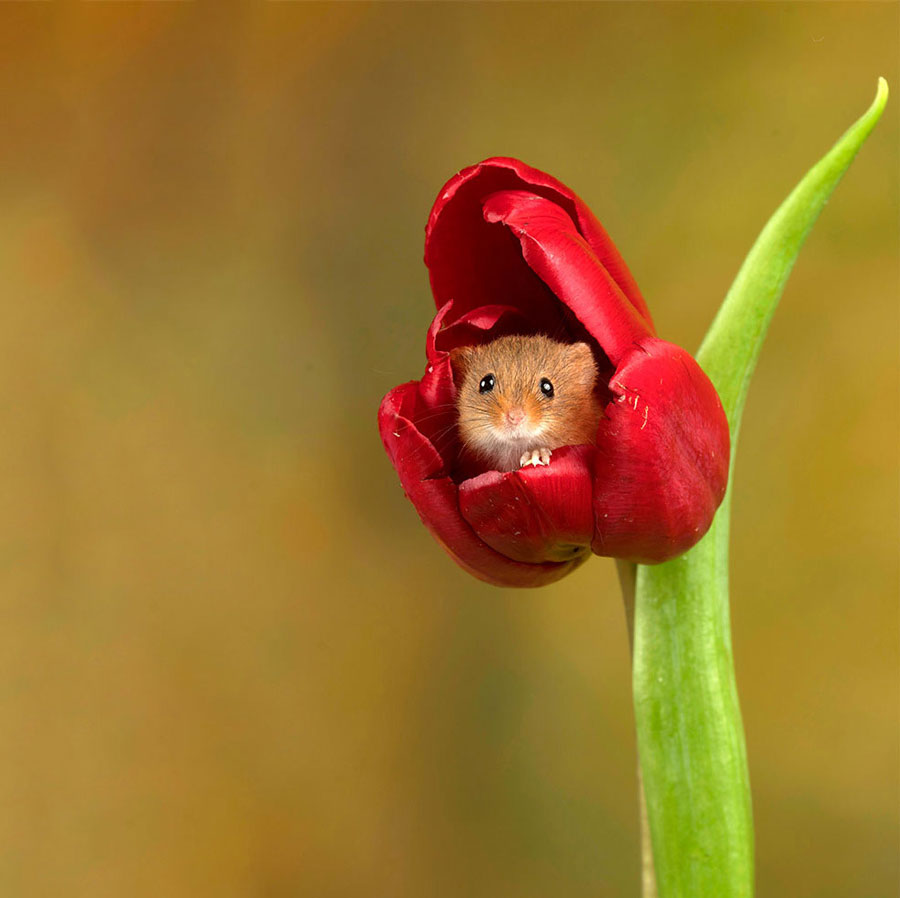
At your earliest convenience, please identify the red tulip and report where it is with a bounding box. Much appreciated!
[378,157,729,587]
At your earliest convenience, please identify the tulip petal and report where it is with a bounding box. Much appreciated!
[425,157,654,333]
[591,340,730,563]
[428,303,531,357]
[482,190,653,365]
[378,383,584,587]
[458,445,596,564]
[424,298,457,365]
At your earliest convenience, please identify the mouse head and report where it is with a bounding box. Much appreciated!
[450,334,598,467]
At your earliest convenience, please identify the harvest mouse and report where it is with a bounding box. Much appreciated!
[451,334,602,473]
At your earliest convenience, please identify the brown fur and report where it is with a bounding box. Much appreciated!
[451,335,602,472]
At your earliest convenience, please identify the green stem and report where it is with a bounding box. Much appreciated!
[630,79,888,897]
[617,560,657,898]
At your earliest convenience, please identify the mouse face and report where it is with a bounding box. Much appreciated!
[451,334,601,472]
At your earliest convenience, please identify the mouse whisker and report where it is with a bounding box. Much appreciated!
[413,409,458,425]
[393,419,464,471]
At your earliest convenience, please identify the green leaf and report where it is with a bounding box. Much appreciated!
[631,79,888,898]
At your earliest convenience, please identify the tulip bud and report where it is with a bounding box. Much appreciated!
[379,158,729,586]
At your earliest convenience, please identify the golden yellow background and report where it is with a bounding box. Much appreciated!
[1,4,896,896]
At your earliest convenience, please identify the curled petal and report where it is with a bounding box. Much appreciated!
[429,303,532,357]
[591,340,730,563]
[424,298,457,364]
[459,445,596,565]
[482,190,653,365]
[378,383,584,587]
[425,156,654,330]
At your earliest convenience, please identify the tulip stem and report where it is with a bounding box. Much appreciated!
[637,767,657,898]
[629,79,888,897]
[617,559,658,898]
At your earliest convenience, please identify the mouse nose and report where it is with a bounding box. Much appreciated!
[506,408,525,426]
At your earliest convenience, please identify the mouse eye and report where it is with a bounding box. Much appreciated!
[540,377,554,398]
[479,374,495,394]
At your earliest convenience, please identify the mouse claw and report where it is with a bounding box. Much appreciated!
[520,447,552,468]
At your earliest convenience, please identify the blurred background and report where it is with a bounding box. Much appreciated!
[0,4,896,896]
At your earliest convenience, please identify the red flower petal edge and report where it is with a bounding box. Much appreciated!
[379,383,588,587]
[591,340,729,563]
[378,157,730,587]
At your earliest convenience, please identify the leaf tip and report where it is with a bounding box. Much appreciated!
[873,77,889,117]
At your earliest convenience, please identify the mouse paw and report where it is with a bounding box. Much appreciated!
[520,447,552,468]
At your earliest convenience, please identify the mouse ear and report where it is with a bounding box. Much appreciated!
[568,342,599,387]
[449,345,475,387]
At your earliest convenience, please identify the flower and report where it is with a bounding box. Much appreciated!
[378,157,729,587]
